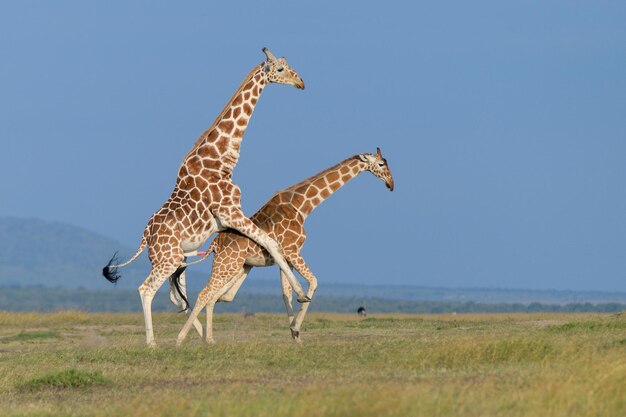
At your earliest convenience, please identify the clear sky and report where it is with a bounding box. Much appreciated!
[1,1,625,291]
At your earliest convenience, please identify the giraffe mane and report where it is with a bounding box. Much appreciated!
[186,63,264,155]
[283,155,360,193]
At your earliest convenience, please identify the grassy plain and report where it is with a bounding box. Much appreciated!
[0,311,624,417]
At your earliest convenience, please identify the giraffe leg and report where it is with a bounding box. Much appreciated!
[214,211,310,303]
[280,270,295,326]
[291,301,313,343]
[177,248,245,346]
[169,270,203,339]
[285,249,318,301]
[205,275,245,344]
[218,265,252,302]
[176,277,234,346]
[284,250,318,343]
[177,287,209,346]
[204,298,218,344]
[138,262,179,347]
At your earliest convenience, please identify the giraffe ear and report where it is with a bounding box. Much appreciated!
[357,154,369,162]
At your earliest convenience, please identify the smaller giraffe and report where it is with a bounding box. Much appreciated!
[176,148,394,345]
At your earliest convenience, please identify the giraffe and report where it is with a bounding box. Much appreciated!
[176,148,394,345]
[102,48,310,347]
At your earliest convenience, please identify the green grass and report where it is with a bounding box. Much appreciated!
[0,330,60,343]
[0,311,624,417]
[549,315,626,332]
[18,369,111,391]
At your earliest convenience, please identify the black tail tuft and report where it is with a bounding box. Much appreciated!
[171,265,190,312]
[102,252,121,284]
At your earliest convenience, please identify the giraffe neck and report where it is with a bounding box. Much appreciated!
[179,63,268,181]
[282,156,365,219]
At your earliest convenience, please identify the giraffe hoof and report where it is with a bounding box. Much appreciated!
[290,328,302,344]
[297,296,312,303]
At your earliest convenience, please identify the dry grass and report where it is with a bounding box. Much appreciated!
[0,311,624,416]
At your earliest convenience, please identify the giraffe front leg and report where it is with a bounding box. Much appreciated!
[214,211,310,303]
[280,270,295,326]
[169,269,203,339]
[284,251,318,343]
[286,249,318,302]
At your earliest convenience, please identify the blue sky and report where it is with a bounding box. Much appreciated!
[1,1,625,291]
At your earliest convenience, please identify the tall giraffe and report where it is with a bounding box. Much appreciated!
[102,48,310,347]
[176,148,394,345]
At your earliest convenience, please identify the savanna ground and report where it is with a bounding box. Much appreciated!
[0,311,625,417]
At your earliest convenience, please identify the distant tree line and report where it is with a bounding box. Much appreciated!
[0,288,624,314]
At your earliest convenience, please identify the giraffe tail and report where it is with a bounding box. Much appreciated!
[102,227,149,284]
[171,242,217,311]
[170,265,189,312]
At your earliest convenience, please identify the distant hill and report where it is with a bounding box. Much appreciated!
[0,216,152,289]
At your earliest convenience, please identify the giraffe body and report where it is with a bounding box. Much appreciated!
[103,49,306,347]
[176,149,394,345]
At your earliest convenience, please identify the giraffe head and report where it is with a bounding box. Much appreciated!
[262,48,305,90]
[358,148,395,191]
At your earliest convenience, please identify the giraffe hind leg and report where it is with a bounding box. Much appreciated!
[217,266,252,302]
[138,262,180,347]
[177,248,247,346]
[177,275,234,346]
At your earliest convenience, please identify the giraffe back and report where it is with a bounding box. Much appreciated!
[210,195,306,266]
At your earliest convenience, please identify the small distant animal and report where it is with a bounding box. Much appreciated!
[242,308,255,319]
[357,306,367,318]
